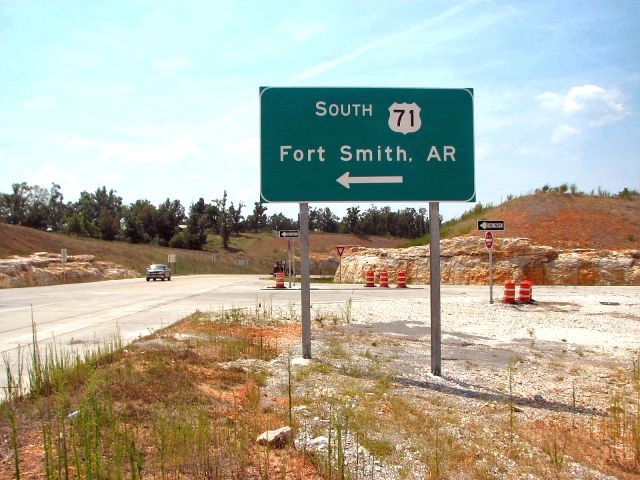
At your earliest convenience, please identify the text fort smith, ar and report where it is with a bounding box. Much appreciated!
[278,101,457,164]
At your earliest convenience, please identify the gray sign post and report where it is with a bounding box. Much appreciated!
[429,202,441,376]
[478,221,503,304]
[299,204,311,358]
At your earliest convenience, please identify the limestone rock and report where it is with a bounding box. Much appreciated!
[256,426,293,448]
[0,252,138,288]
[334,239,639,286]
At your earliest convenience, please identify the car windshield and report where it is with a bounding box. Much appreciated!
[149,264,165,269]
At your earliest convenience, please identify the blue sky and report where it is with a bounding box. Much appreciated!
[1,0,639,221]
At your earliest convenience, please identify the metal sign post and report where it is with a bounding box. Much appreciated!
[168,253,177,275]
[485,232,494,303]
[61,248,68,284]
[299,203,311,358]
[478,221,504,304]
[288,238,293,288]
[336,245,345,283]
[429,202,441,376]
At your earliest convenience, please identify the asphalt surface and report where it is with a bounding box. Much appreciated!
[0,275,638,391]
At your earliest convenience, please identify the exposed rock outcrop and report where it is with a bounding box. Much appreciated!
[334,237,640,285]
[0,252,138,288]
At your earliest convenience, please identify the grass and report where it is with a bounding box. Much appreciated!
[3,300,640,479]
[0,306,316,479]
[0,224,406,280]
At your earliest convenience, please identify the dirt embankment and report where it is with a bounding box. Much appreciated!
[457,193,640,250]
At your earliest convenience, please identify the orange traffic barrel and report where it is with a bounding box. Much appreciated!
[518,279,533,303]
[396,270,407,288]
[379,270,389,287]
[503,281,516,303]
[275,271,286,288]
[365,270,375,287]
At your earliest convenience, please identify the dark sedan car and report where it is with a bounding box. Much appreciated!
[146,264,172,281]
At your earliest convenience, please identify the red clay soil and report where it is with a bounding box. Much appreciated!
[462,194,640,250]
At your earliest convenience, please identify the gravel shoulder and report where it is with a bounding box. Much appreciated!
[263,286,640,479]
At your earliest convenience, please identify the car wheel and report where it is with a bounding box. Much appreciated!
[146,278,150,282]
[153,278,157,281]
[168,276,171,281]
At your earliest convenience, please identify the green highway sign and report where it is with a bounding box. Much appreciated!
[260,87,474,203]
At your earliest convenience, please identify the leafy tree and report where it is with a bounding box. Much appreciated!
[97,209,120,241]
[0,182,31,225]
[76,191,100,237]
[245,202,268,232]
[309,207,338,233]
[181,198,208,250]
[64,214,86,236]
[215,191,230,249]
[24,185,50,229]
[123,200,156,243]
[228,201,244,236]
[267,213,296,231]
[340,207,361,234]
[48,183,66,230]
[156,199,185,246]
[205,203,220,234]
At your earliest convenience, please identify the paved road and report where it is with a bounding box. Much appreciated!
[1,275,638,391]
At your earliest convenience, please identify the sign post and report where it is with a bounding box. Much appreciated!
[485,232,494,303]
[261,87,475,371]
[61,248,68,284]
[478,221,504,304]
[429,202,441,376]
[279,231,299,287]
[336,245,345,283]
[299,204,311,358]
[168,253,177,275]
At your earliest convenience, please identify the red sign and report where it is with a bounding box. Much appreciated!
[336,245,345,257]
[485,232,493,249]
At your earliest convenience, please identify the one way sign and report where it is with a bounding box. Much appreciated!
[477,220,505,231]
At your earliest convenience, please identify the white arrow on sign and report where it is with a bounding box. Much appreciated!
[336,172,404,189]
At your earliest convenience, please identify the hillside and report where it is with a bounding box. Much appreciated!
[0,224,404,276]
[445,192,640,250]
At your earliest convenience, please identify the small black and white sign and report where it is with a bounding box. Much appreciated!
[477,220,505,231]
[279,230,299,238]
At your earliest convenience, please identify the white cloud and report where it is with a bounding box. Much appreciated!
[287,2,477,83]
[222,137,259,157]
[102,137,200,165]
[50,136,98,148]
[155,58,190,69]
[22,96,53,110]
[536,84,628,125]
[551,124,581,144]
[279,20,325,41]
[33,162,83,198]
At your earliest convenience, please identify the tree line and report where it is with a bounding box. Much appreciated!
[0,182,430,250]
